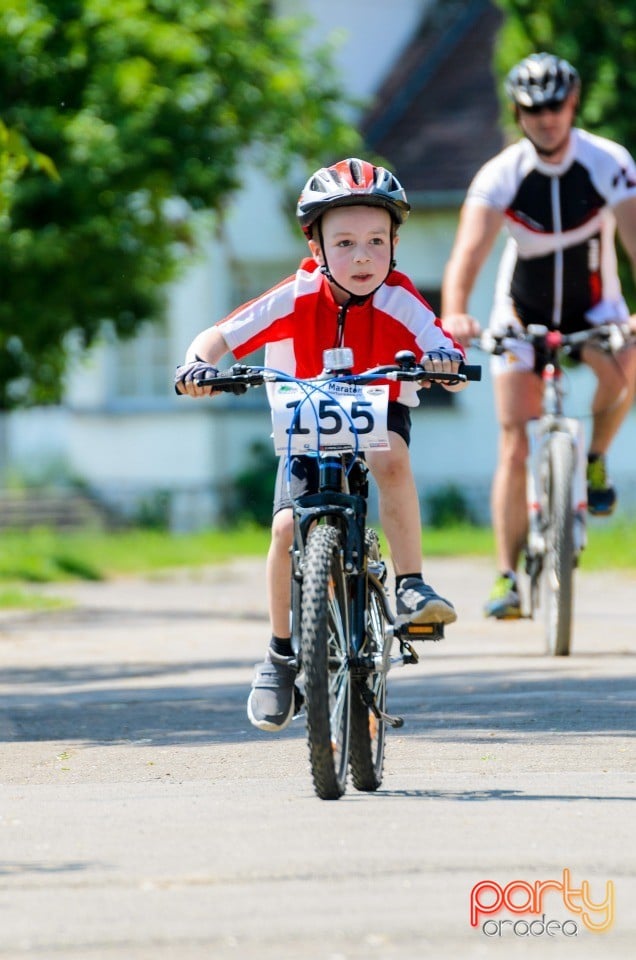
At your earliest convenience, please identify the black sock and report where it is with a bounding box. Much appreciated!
[395,573,423,592]
[270,635,293,658]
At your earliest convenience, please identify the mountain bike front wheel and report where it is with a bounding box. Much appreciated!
[301,523,351,800]
[349,529,389,792]
[542,432,576,656]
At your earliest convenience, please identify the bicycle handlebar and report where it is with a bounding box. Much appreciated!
[196,356,481,391]
[474,322,632,356]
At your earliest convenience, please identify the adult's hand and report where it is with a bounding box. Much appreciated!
[442,313,482,348]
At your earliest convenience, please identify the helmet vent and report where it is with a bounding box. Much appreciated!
[349,159,363,185]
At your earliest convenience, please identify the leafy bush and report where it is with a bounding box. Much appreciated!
[227,441,278,527]
[423,483,477,529]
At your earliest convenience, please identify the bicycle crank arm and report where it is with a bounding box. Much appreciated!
[378,710,404,729]
[387,637,420,667]
[358,684,404,728]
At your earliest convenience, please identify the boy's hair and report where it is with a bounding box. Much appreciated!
[297,158,410,239]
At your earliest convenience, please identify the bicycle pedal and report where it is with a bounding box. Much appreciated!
[398,622,444,642]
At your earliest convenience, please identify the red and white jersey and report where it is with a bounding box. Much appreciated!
[217,258,459,406]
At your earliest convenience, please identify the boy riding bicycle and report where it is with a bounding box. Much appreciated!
[175,158,467,732]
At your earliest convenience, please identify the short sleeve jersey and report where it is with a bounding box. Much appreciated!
[466,128,636,332]
[217,258,459,407]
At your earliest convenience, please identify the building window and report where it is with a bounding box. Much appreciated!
[112,320,171,402]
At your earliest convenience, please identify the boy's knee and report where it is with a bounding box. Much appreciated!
[373,457,409,488]
[271,508,294,548]
[369,438,410,478]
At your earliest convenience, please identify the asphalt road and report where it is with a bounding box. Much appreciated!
[0,556,634,959]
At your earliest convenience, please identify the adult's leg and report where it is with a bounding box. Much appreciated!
[582,341,636,454]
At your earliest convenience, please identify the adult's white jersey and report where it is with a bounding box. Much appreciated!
[466,128,636,332]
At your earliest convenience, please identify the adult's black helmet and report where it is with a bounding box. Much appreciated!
[505,53,580,109]
[296,158,410,238]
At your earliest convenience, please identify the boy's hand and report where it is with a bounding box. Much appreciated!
[174,360,219,397]
[421,349,466,391]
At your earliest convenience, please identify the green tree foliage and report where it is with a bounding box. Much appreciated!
[493,1,636,300]
[0,0,360,408]
[0,120,58,226]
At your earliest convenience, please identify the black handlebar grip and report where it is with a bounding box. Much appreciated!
[194,377,248,394]
[461,364,482,381]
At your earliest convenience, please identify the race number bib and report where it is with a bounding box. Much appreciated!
[271,381,390,454]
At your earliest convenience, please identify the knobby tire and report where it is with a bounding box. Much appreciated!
[542,433,576,656]
[301,524,351,800]
[349,529,389,792]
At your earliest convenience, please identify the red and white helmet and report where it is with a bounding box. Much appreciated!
[296,158,410,238]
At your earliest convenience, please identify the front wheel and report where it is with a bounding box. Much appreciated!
[301,523,351,799]
[542,433,576,656]
[349,529,389,792]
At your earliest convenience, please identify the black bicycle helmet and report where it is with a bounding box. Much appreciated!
[505,53,580,109]
[297,158,410,238]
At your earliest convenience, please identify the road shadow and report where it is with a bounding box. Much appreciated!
[1,663,634,747]
[373,787,636,802]
[390,668,636,739]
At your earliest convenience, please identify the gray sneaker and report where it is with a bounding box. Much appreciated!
[247,649,300,732]
[395,577,457,626]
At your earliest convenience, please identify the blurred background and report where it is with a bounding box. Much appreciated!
[1,0,635,536]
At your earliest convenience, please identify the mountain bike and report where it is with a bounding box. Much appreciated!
[198,349,481,799]
[482,322,629,656]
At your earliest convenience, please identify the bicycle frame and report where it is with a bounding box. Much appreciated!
[526,359,588,567]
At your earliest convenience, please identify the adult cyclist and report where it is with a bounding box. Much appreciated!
[441,52,636,620]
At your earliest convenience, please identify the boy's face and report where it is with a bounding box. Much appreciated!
[308,205,396,303]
